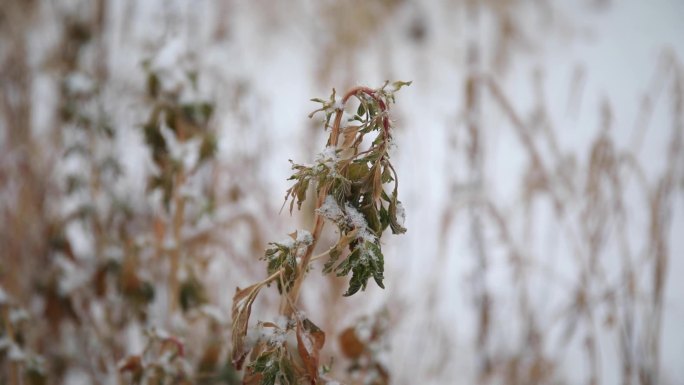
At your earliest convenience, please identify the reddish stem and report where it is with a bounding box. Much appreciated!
[342,87,390,137]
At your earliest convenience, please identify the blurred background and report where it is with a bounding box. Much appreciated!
[1,0,683,384]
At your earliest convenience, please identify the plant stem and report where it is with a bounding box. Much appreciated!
[170,168,186,314]
[282,86,391,315]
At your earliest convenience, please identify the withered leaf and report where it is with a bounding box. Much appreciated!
[338,327,365,359]
[342,126,361,149]
[323,228,358,274]
[388,194,407,234]
[231,283,263,369]
[118,355,143,374]
[296,318,326,384]
[372,164,383,203]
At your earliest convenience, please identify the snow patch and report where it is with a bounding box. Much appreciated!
[150,38,187,94]
[0,286,9,305]
[65,72,95,95]
[317,195,344,221]
[296,229,313,245]
[344,202,377,243]
[395,201,406,226]
[159,124,201,170]
[8,343,25,362]
[315,146,338,170]
[200,305,226,324]
[9,308,29,324]
[277,236,296,249]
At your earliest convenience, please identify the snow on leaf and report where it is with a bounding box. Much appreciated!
[8,343,26,362]
[296,229,314,246]
[343,202,377,243]
[317,195,345,222]
[0,286,9,305]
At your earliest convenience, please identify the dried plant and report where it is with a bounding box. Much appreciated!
[230,81,410,384]
[434,53,684,385]
[0,4,269,384]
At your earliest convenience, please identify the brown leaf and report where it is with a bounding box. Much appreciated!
[342,126,360,149]
[92,265,108,297]
[372,164,382,203]
[231,283,262,369]
[161,336,185,357]
[118,355,143,374]
[324,229,358,273]
[339,327,364,359]
[197,342,222,374]
[120,255,142,294]
[296,318,326,384]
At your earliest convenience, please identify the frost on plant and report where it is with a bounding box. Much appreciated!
[231,81,409,384]
[286,80,410,296]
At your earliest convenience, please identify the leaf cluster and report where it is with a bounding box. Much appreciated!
[231,82,408,385]
[286,82,409,295]
[241,316,326,385]
[142,66,218,209]
[262,231,313,294]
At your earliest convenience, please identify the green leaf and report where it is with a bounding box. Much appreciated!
[263,237,300,293]
[346,163,370,182]
[344,269,364,296]
[379,203,390,232]
[147,73,160,98]
[337,241,386,297]
[391,80,412,91]
[323,246,340,274]
[179,278,208,312]
[199,133,217,163]
[249,352,279,385]
[368,242,385,288]
[361,203,382,235]
[143,123,167,163]
[381,165,394,183]
[357,102,366,116]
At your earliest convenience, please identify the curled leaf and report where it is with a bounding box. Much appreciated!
[231,283,263,369]
[388,194,407,234]
[296,317,326,384]
[391,80,412,92]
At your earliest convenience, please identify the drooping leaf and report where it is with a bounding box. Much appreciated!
[391,80,412,92]
[372,164,383,203]
[388,193,407,234]
[361,203,382,235]
[322,229,357,274]
[296,318,326,384]
[336,241,386,297]
[231,284,263,369]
